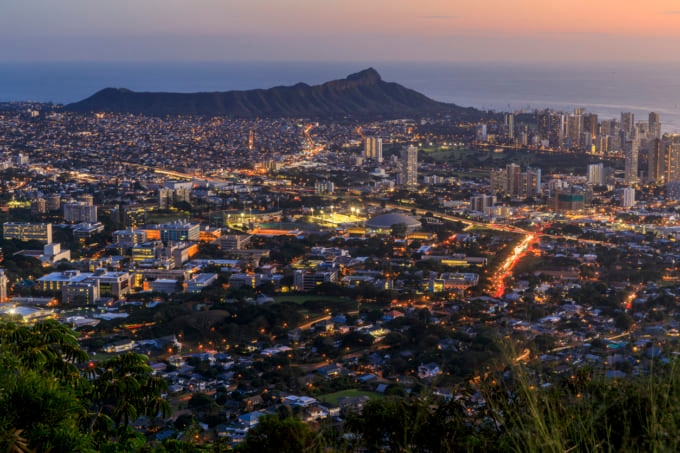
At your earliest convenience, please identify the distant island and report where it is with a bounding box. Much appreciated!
[64,68,483,119]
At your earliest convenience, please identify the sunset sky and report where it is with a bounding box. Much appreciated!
[2,0,680,61]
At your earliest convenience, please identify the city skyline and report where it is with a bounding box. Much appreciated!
[3,1,680,62]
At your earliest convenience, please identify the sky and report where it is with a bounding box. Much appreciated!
[3,0,680,62]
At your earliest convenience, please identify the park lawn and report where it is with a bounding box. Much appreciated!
[317,389,380,406]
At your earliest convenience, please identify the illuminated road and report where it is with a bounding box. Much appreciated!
[492,234,537,298]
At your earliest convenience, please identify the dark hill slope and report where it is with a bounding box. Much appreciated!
[64,68,481,119]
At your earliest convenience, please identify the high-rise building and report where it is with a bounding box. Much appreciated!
[505,113,515,139]
[622,187,635,208]
[470,195,496,213]
[364,137,383,163]
[506,163,521,196]
[537,110,565,148]
[521,167,542,198]
[663,140,680,184]
[624,139,639,186]
[401,145,418,189]
[0,269,8,302]
[46,194,61,212]
[31,198,46,215]
[314,180,335,194]
[649,112,661,139]
[475,124,488,142]
[648,139,662,183]
[490,165,541,198]
[588,163,605,185]
[584,113,599,139]
[567,109,583,148]
[64,201,97,223]
[621,112,635,137]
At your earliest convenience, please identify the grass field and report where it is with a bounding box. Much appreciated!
[317,389,379,405]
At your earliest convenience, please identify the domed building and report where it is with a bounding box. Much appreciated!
[365,212,421,233]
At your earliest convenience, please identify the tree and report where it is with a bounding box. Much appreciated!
[88,352,170,437]
[391,222,408,238]
[237,414,316,453]
[0,319,89,382]
[0,320,95,452]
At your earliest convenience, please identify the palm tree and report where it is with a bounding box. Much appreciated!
[0,428,33,453]
[88,352,170,436]
[0,319,89,382]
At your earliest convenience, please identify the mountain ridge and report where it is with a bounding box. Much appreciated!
[64,68,481,118]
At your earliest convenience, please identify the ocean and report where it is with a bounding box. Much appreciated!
[2,61,680,132]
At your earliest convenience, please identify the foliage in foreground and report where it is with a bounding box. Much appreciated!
[0,319,169,452]
[236,361,680,453]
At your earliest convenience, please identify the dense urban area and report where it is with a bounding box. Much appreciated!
[2,102,680,452]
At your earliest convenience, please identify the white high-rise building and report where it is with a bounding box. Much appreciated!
[588,163,604,185]
[0,269,8,302]
[401,145,418,190]
[364,137,383,163]
[623,187,635,208]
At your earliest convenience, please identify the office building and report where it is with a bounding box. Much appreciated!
[294,269,338,292]
[3,222,52,244]
[64,201,97,223]
[159,220,200,242]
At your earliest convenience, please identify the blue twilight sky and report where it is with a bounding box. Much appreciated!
[3,0,680,62]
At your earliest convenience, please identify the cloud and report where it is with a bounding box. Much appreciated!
[538,31,612,37]
[418,15,459,20]
[660,11,680,15]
